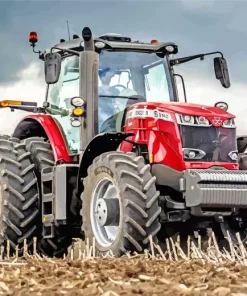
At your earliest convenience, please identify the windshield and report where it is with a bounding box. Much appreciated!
[98,50,173,130]
[46,50,173,152]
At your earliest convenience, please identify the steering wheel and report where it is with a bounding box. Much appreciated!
[109,84,127,92]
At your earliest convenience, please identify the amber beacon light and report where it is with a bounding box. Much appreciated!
[0,100,22,108]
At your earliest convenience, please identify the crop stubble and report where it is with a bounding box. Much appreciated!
[0,257,247,295]
[1,235,247,296]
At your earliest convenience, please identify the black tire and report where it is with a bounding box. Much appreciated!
[81,151,161,256]
[22,136,72,258]
[0,135,39,256]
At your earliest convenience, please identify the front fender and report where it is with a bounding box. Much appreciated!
[12,114,71,163]
[77,132,133,192]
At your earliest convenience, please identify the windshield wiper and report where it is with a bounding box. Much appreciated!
[99,95,139,99]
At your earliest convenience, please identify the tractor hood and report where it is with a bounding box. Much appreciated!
[134,101,235,119]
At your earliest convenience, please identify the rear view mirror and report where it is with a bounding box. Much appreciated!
[214,57,230,88]
[44,52,62,84]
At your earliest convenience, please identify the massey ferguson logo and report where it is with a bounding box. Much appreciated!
[211,117,223,126]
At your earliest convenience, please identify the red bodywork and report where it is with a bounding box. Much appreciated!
[15,114,71,163]
[119,102,239,171]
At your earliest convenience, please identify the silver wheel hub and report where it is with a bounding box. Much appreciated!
[95,199,108,226]
[90,178,121,247]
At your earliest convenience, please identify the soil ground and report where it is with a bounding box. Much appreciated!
[1,256,247,296]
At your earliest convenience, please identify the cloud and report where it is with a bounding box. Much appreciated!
[0,0,246,86]
[0,62,45,135]
[0,62,44,102]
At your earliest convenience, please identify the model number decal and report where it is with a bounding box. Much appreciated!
[94,166,114,177]
[126,108,172,121]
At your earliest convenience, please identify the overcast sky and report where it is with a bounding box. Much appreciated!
[0,0,247,134]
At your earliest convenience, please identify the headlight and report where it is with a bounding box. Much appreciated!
[95,41,106,49]
[228,150,238,161]
[196,116,210,126]
[71,97,85,107]
[183,115,193,123]
[176,113,212,126]
[222,118,235,128]
[176,114,195,125]
[165,45,175,53]
[70,118,82,127]
[183,148,206,160]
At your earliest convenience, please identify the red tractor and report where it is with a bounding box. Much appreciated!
[0,27,246,258]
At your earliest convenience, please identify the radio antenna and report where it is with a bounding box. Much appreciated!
[66,20,71,40]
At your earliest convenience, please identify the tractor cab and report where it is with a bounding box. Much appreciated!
[40,28,230,156]
[44,36,176,153]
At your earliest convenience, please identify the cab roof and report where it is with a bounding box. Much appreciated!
[45,36,178,55]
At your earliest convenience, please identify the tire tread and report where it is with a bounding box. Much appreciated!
[0,135,39,256]
[82,150,161,256]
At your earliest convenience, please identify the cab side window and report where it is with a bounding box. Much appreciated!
[144,63,170,102]
[46,55,80,153]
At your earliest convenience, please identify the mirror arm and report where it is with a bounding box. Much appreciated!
[170,51,224,66]
[204,51,224,58]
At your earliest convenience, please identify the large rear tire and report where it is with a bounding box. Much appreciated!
[22,137,72,258]
[0,135,39,256]
[81,151,161,256]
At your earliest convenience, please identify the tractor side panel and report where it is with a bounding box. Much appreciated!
[13,114,71,163]
[120,109,186,171]
[147,129,185,171]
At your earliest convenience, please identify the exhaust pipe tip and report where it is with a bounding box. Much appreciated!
[82,27,94,51]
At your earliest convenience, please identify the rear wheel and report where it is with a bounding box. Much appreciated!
[81,151,161,256]
[22,137,72,258]
[0,135,39,256]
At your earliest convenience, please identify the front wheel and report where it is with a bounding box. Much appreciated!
[81,151,161,256]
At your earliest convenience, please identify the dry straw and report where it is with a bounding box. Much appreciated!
[0,231,247,265]
[1,233,247,295]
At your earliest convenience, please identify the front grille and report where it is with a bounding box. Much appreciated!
[180,125,237,163]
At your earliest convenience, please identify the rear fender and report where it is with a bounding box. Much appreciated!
[12,114,71,163]
[77,132,133,193]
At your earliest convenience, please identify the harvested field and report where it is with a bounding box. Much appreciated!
[1,234,247,295]
[1,256,247,295]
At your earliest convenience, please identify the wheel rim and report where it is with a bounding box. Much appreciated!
[90,178,121,247]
